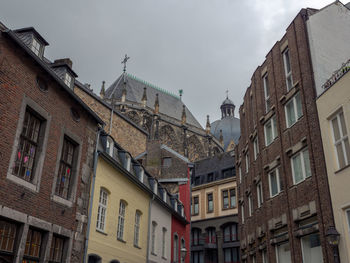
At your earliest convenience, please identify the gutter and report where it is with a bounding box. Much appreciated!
[146,194,155,263]
[83,126,103,263]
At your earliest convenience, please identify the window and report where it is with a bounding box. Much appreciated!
[223,168,234,178]
[245,152,249,173]
[248,194,253,217]
[106,137,114,156]
[285,92,302,127]
[257,181,263,208]
[239,166,242,184]
[291,149,311,184]
[241,203,245,224]
[224,247,239,263]
[263,73,271,113]
[301,233,323,263]
[151,221,157,254]
[134,211,141,247]
[253,137,259,160]
[162,157,172,168]
[173,234,179,263]
[31,38,42,56]
[262,249,268,263]
[13,109,42,182]
[192,196,199,215]
[194,176,200,186]
[264,115,278,146]
[49,235,65,263]
[125,154,131,171]
[64,73,72,88]
[206,228,216,244]
[55,137,77,199]
[88,254,101,263]
[192,229,201,246]
[23,229,42,263]
[222,188,236,209]
[36,76,48,92]
[180,238,185,263]
[331,111,350,169]
[276,242,291,263]
[0,220,17,262]
[223,224,237,242]
[162,228,167,258]
[283,48,293,91]
[346,209,350,238]
[207,173,214,182]
[252,255,256,263]
[96,189,108,232]
[268,167,282,197]
[117,201,126,240]
[207,193,213,213]
[191,251,204,263]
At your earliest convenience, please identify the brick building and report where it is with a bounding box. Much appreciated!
[236,2,350,263]
[0,23,103,262]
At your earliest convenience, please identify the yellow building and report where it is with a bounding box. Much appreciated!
[86,133,151,263]
[317,61,350,263]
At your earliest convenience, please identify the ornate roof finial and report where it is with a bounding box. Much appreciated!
[154,93,159,114]
[121,54,130,73]
[219,129,224,145]
[179,89,183,101]
[206,115,211,135]
[181,105,186,125]
[141,87,147,107]
[226,89,229,99]
[100,80,105,99]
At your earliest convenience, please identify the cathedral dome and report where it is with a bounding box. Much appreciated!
[210,96,241,150]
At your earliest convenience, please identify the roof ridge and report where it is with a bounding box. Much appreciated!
[126,73,180,99]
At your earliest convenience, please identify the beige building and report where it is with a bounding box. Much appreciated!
[317,60,350,263]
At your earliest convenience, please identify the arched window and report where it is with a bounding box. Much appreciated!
[206,227,216,244]
[181,238,185,263]
[117,200,127,240]
[96,188,108,231]
[191,228,201,246]
[162,227,167,258]
[223,224,237,242]
[134,210,142,247]
[88,254,101,263]
[173,234,179,263]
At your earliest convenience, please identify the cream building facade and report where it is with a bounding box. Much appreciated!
[317,61,350,263]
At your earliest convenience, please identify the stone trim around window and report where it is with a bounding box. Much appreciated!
[51,127,82,207]
[6,95,51,192]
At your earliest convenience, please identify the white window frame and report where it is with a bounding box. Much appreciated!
[283,48,293,91]
[245,152,249,173]
[96,188,108,232]
[151,221,157,255]
[248,194,253,217]
[346,208,350,238]
[64,73,72,88]
[253,137,259,160]
[291,148,311,185]
[263,73,271,113]
[31,37,42,56]
[117,200,126,240]
[139,168,144,183]
[268,167,281,198]
[257,181,263,208]
[162,227,167,258]
[134,211,141,247]
[264,116,277,146]
[285,92,302,128]
[106,137,114,156]
[330,110,350,169]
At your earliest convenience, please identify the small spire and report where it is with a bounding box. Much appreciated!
[219,129,224,145]
[226,89,229,99]
[121,88,127,103]
[206,115,211,135]
[179,89,183,101]
[154,93,159,114]
[100,81,105,99]
[181,105,186,125]
[141,87,147,107]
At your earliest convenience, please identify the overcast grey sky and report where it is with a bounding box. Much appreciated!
[1,0,331,126]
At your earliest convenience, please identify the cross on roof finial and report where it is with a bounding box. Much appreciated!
[226,89,229,99]
[121,54,130,73]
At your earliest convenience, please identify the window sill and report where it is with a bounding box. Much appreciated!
[52,194,73,207]
[162,256,167,260]
[96,229,108,235]
[265,137,278,148]
[292,175,312,187]
[6,173,38,192]
[117,237,126,243]
[207,210,214,214]
[151,252,157,256]
[285,116,304,130]
[335,163,350,174]
[134,244,141,249]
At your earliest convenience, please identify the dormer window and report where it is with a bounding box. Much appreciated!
[153,183,158,194]
[139,168,144,183]
[125,154,131,171]
[30,38,42,57]
[163,191,167,202]
[64,73,72,88]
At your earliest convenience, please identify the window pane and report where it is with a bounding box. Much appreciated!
[292,154,303,183]
[265,121,272,145]
[336,143,346,169]
[230,189,236,208]
[223,191,229,208]
[332,117,341,141]
[303,150,311,178]
[286,100,295,127]
[270,171,278,196]
[344,138,350,165]
[296,93,302,119]
[276,242,291,263]
[273,116,278,139]
[284,50,291,73]
[339,112,347,136]
[301,233,323,263]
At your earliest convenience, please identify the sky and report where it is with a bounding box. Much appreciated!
[0,0,332,127]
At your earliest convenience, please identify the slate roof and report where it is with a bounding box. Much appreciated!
[194,152,235,176]
[105,73,203,129]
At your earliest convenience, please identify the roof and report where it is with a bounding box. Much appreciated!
[194,152,235,176]
[222,97,235,105]
[14,27,49,45]
[105,73,203,129]
[1,27,104,125]
[160,144,191,164]
[211,116,241,150]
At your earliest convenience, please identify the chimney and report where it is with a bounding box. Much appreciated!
[206,115,211,135]
[53,58,73,68]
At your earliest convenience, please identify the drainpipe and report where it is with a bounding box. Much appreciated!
[146,194,155,263]
[83,126,103,263]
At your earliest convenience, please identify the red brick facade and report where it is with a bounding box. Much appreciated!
[236,10,335,263]
[0,27,100,262]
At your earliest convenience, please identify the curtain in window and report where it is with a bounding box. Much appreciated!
[301,233,323,263]
[292,154,303,183]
